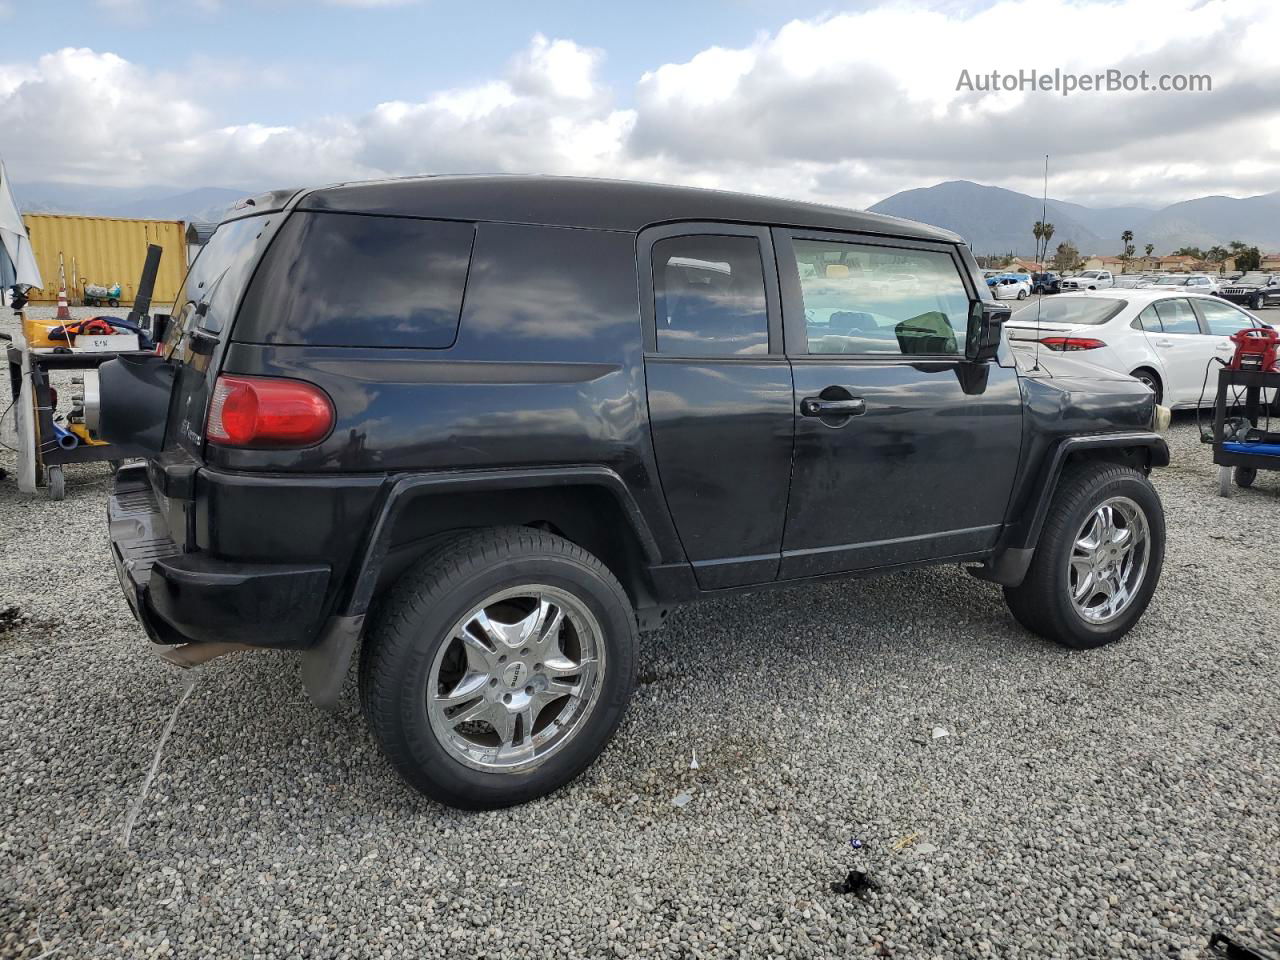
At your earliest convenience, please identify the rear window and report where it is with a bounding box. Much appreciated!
[233,212,475,348]
[164,214,275,353]
[1011,296,1126,325]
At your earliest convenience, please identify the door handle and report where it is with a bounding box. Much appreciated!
[1155,339,1174,347]
[801,396,866,417]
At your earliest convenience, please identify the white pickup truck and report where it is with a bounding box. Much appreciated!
[1060,270,1114,291]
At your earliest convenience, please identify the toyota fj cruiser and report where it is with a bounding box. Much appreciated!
[100,176,1170,809]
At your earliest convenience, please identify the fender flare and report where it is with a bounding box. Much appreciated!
[301,465,664,709]
[974,431,1170,587]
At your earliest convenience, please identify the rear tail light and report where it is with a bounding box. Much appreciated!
[1040,336,1106,352]
[206,375,334,448]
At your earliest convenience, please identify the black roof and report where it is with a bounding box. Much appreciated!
[296,175,962,244]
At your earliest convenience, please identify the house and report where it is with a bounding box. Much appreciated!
[1082,255,1128,272]
[1156,254,1200,273]
[1008,257,1041,274]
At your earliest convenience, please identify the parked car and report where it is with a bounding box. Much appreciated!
[1217,272,1280,311]
[1060,270,1114,290]
[1005,289,1268,407]
[98,176,1170,809]
[1145,274,1219,294]
[989,274,1031,299]
[1030,271,1061,294]
[1113,274,1160,289]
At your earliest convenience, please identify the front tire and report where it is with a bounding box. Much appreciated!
[360,527,637,809]
[1004,462,1165,649]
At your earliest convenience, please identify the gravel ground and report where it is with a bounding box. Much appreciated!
[2,306,1279,959]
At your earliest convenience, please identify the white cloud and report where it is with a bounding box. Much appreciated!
[2,0,1279,212]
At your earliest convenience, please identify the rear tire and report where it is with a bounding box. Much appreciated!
[1235,466,1257,488]
[360,527,637,809]
[1131,368,1163,406]
[1004,462,1164,649]
[1017,289,1028,300]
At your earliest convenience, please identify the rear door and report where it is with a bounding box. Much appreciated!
[1143,297,1215,404]
[640,224,794,589]
[161,214,283,458]
[774,229,1022,578]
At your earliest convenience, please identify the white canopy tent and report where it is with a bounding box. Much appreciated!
[1,157,43,493]
[1,159,43,293]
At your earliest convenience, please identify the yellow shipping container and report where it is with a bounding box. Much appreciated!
[21,214,188,307]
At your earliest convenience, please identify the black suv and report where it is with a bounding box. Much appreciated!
[1030,271,1061,295]
[1218,272,1280,311]
[101,176,1169,809]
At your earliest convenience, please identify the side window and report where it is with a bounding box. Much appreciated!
[1153,298,1200,334]
[1198,298,1256,336]
[1133,305,1162,332]
[652,235,768,356]
[792,239,969,356]
[236,212,475,348]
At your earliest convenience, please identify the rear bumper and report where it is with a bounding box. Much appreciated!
[109,464,331,649]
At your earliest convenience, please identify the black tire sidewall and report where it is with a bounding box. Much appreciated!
[1036,470,1165,649]
[373,550,636,809]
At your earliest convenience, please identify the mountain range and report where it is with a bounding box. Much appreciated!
[13,177,1280,257]
[13,182,249,225]
[868,180,1280,257]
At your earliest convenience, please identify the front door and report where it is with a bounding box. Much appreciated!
[641,224,794,590]
[774,229,1023,579]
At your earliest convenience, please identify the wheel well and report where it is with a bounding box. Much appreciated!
[1129,365,1161,389]
[373,486,657,611]
[1062,444,1153,475]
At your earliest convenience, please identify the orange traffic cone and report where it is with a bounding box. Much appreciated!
[56,284,72,321]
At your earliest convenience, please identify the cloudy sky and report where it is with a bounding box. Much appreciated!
[1,0,1277,209]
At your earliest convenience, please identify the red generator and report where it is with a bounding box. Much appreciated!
[1228,326,1280,372]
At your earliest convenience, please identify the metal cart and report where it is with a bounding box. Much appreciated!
[4,243,165,499]
[6,336,152,498]
[1210,366,1280,497]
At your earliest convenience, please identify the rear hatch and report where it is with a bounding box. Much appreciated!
[159,211,286,460]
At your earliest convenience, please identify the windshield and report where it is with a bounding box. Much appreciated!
[1011,296,1127,326]
[1076,271,1100,279]
[1238,273,1268,284]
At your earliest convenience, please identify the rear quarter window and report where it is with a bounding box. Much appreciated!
[233,212,475,348]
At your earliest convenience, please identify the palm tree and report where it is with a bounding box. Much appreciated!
[1121,230,1135,260]
[1039,223,1054,264]
[1144,243,1154,258]
[1032,222,1045,261]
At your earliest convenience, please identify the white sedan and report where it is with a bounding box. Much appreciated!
[1142,274,1219,294]
[1004,290,1269,407]
[989,275,1031,300]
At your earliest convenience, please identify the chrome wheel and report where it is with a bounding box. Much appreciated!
[1068,496,1150,625]
[426,585,604,773]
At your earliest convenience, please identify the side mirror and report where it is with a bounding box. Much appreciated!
[966,299,1010,362]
